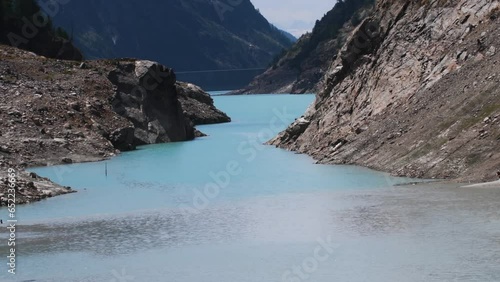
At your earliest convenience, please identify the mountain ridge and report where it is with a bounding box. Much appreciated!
[44,0,294,90]
[234,0,375,94]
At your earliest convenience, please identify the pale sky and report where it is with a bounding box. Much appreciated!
[251,0,336,37]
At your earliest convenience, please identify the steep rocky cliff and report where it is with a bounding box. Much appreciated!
[0,44,230,204]
[270,0,500,182]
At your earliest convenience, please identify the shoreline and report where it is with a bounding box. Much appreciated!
[461,180,500,189]
[0,153,116,206]
[4,140,499,208]
[0,45,230,206]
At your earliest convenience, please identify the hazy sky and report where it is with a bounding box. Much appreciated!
[251,0,336,37]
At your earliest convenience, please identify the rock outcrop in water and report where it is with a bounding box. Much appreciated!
[0,44,230,205]
[0,0,83,61]
[107,61,231,150]
[107,61,195,150]
[270,0,500,182]
[176,82,231,125]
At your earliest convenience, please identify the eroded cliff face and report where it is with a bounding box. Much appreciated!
[47,0,294,90]
[107,61,195,150]
[106,62,232,150]
[176,82,231,125]
[271,0,500,181]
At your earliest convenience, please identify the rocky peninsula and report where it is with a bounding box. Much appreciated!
[0,45,230,205]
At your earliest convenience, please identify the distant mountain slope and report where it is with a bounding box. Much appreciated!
[273,25,297,43]
[0,44,230,204]
[234,0,375,94]
[44,0,294,90]
[0,0,82,60]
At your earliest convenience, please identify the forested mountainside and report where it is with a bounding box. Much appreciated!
[0,0,81,60]
[45,0,294,90]
[235,0,375,94]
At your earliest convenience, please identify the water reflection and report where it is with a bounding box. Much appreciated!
[1,184,499,281]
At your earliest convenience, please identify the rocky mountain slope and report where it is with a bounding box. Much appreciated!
[235,0,375,94]
[46,0,294,90]
[270,0,500,182]
[0,44,230,205]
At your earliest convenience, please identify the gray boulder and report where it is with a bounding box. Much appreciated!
[107,60,195,148]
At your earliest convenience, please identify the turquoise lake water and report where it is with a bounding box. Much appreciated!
[1,94,499,281]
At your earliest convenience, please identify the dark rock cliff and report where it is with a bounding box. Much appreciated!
[107,61,195,150]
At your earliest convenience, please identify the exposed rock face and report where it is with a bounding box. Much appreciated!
[339,18,382,69]
[107,61,195,149]
[176,82,231,125]
[0,45,230,204]
[270,0,500,182]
